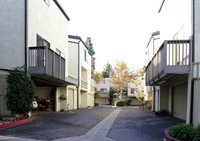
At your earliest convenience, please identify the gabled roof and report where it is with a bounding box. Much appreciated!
[54,0,70,21]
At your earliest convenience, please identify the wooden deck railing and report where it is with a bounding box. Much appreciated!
[28,46,65,81]
[146,40,190,86]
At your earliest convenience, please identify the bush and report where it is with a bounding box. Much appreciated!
[59,95,66,100]
[126,98,132,105]
[169,124,200,141]
[6,66,36,117]
[116,101,126,107]
[94,103,99,106]
[60,109,65,112]
[154,109,170,117]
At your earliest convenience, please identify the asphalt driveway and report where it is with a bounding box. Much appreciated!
[108,107,184,141]
[0,106,115,140]
[0,106,185,141]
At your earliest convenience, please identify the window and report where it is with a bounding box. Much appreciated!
[84,49,87,62]
[131,88,134,94]
[37,34,50,48]
[100,88,107,93]
[56,49,65,58]
[44,0,50,6]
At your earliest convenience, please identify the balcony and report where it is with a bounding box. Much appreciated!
[81,80,88,89]
[28,46,66,85]
[146,40,191,86]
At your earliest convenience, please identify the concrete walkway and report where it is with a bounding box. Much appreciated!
[54,108,121,141]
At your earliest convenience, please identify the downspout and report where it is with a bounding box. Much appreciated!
[77,41,81,109]
[190,0,195,124]
[152,86,155,112]
[25,0,28,72]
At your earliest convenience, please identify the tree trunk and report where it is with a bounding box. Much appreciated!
[119,89,122,101]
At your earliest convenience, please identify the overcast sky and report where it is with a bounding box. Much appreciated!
[58,0,160,71]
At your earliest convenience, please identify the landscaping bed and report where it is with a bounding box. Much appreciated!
[165,124,200,141]
[0,116,33,129]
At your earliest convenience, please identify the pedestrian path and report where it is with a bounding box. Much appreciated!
[0,108,121,141]
[54,108,121,141]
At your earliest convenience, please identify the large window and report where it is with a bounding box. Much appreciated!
[37,34,50,48]
[44,0,50,6]
[100,88,107,93]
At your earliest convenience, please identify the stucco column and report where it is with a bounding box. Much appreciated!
[193,80,200,129]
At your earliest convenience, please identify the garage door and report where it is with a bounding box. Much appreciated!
[68,89,74,110]
[88,94,94,107]
[173,83,187,120]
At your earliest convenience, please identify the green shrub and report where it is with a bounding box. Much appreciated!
[155,109,170,117]
[169,124,200,141]
[59,95,66,100]
[6,66,36,117]
[94,103,99,106]
[60,109,65,112]
[126,98,132,105]
[116,101,126,107]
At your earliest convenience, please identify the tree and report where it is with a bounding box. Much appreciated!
[6,66,36,118]
[108,88,116,105]
[86,37,95,78]
[94,90,101,102]
[110,61,143,100]
[93,71,103,84]
[86,37,95,56]
[102,62,113,78]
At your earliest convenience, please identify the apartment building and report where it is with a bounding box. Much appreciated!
[0,0,78,115]
[145,0,192,121]
[95,78,142,105]
[68,35,95,109]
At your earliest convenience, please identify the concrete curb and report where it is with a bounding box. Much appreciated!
[0,118,33,130]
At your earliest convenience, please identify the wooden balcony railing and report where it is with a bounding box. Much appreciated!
[146,40,191,86]
[28,46,65,81]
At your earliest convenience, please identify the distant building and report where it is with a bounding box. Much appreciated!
[95,77,143,105]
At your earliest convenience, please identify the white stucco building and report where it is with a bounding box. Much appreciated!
[0,0,94,115]
[145,0,200,128]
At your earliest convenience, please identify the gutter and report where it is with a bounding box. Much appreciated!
[77,40,81,109]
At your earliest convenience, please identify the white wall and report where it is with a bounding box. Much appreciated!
[157,0,191,46]
[28,0,69,77]
[68,42,78,79]
[0,0,25,70]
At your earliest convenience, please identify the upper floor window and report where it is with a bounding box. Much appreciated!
[131,88,134,94]
[100,88,107,93]
[44,0,50,6]
[84,49,87,62]
[37,34,50,48]
[56,49,65,58]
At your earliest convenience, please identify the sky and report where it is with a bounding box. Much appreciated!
[58,0,160,71]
